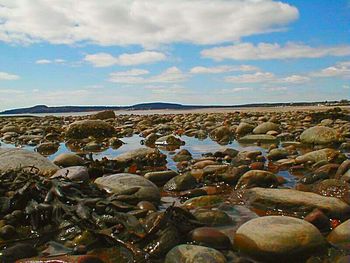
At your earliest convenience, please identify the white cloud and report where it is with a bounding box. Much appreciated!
[343,85,350,89]
[84,51,166,67]
[36,59,52,64]
[218,87,253,94]
[0,71,20,80]
[310,61,350,78]
[262,87,288,92]
[109,66,188,84]
[0,1,298,47]
[225,72,275,83]
[225,71,310,84]
[146,85,190,95]
[201,42,350,61]
[36,58,66,64]
[190,65,259,74]
[279,75,310,83]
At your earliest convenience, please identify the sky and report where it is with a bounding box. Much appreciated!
[0,0,349,110]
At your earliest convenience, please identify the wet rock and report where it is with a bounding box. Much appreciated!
[235,170,279,190]
[155,135,184,146]
[114,148,165,165]
[163,173,197,191]
[144,170,178,186]
[184,195,223,208]
[173,149,192,162]
[236,122,255,137]
[327,219,350,248]
[66,120,115,139]
[234,216,326,261]
[53,153,85,167]
[35,142,59,155]
[109,137,124,149]
[51,166,89,181]
[242,188,350,220]
[90,110,116,120]
[193,209,233,226]
[253,122,279,134]
[313,179,350,203]
[189,227,231,250]
[295,148,345,164]
[165,244,227,263]
[137,201,157,211]
[83,141,102,152]
[238,134,277,144]
[267,148,288,160]
[210,126,232,144]
[0,225,16,240]
[95,173,160,203]
[193,160,217,169]
[304,208,331,231]
[144,133,159,146]
[335,159,350,179]
[300,126,340,145]
[0,148,58,176]
[0,243,38,263]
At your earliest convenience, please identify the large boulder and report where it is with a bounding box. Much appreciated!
[0,148,58,176]
[242,188,350,220]
[94,173,160,203]
[234,216,326,261]
[165,244,226,263]
[300,126,340,145]
[65,120,115,139]
[253,122,279,134]
[90,110,116,120]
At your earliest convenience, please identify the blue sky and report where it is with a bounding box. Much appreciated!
[0,0,349,110]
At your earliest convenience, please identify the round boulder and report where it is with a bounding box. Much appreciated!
[300,126,340,145]
[66,120,115,139]
[234,216,326,261]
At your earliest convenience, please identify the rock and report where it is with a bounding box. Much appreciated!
[163,173,197,191]
[189,227,231,250]
[94,173,160,203]
[295,148,345,164]
[335,160,350,179]
[0,148,58,176]
[210,126,232,144]
[242,188,350,220]
[173,149,192,162]
[35,142,59,155]
[313,179,350,203]
[155,135,184,146]
[327,219,350,247]
[144,170,178,186]
[184,195,223,208]
[234,216,326,261]
[109,137,124,149]
[51,166,89,181]
[144,133,158,146]
[253,122,279,134]
[235,170,279,190]
[300,126,340,145]
[238,134,277,144]
[53,153,85,167]
[193,160,217,169]
[165,244,227,263]
[66,120,115,139]
[90,110,116,120]
[236,122,255,136]
[304,209,331,231]
[267,148,288,160]
[114,148,165,164]
[193,209,233,226]
[0,243,38,263]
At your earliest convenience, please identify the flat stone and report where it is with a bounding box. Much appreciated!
[0,148,58,176]
[242,187,350,220]
[94,173,160,203]
[238,134,277,144]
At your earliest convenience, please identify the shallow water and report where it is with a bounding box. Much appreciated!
[0,134,298,188]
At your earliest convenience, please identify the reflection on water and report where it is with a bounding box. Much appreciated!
[0,134,298,187]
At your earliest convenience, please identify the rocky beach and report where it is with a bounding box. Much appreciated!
[0,107,349,262]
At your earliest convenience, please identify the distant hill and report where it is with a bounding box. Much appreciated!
[0,101,348,115]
